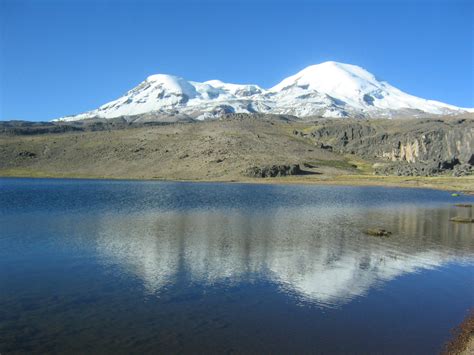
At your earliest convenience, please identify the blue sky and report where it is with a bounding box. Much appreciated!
[1,0,473,121]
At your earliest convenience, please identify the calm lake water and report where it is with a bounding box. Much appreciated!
[1,178,473,354]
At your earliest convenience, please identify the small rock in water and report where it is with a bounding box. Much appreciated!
[449,217,474,223]
[365,228,392,237]
[451,193,460,197]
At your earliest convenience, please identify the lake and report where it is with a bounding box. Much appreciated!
[1,178,473,354]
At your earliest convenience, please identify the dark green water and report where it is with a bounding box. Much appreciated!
[1,178,473,354]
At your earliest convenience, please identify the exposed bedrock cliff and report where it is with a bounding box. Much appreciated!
[307,118,474,176]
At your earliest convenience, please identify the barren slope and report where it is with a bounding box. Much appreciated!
[1,116,472,192]
[0,117,356,180]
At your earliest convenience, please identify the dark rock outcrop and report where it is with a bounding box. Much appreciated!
[319,143,333,151]
[373,159,469,177]
[452,164,473,177]
[18,151,36,158]
[365,228,392,237]
[245,164,302,178]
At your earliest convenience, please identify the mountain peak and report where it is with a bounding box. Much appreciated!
[271,61,380,96]
[57,61,470,122]
[291,61,373,78]
[141,74,199,101]
[305,60,359,70]
[146,73,180,82]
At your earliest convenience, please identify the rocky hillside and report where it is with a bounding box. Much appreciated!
[302,117,474,176]
[0,115,472,184]
[0,116,355,181]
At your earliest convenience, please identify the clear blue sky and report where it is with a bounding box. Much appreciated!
[1,0,473,121]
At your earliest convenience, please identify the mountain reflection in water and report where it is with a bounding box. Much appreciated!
[93,205,473,307]
[2,179,474,353]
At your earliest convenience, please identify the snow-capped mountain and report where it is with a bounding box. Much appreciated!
[58,61,472,121]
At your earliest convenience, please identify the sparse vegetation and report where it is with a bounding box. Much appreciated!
[450,217,474,223]
[0,116,473,193]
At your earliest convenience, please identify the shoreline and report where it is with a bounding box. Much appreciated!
[2,117,472,194]
[1,171,473,194]
[444,310,474,355]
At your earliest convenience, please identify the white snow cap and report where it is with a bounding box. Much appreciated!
[271,61,380,93]
[57,61,472,121]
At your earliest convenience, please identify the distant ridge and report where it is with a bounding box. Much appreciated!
[58,61,473,122]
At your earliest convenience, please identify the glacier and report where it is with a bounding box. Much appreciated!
[57,61,472,121]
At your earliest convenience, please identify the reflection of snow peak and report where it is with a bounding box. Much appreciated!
[96,218,181,292]
[269,250,444,306]
[95,208,472,305]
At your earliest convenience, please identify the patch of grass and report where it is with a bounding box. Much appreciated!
[346,156,374,174]
[299,126,316,134]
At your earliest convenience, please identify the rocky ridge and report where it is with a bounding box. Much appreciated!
[296,117,474,176]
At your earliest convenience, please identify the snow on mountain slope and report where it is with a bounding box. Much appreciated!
[267,61,464,118]
[62,74,265,121]
[58,61,471,121]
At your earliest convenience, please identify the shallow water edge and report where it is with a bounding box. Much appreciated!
[1,172,473,193]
